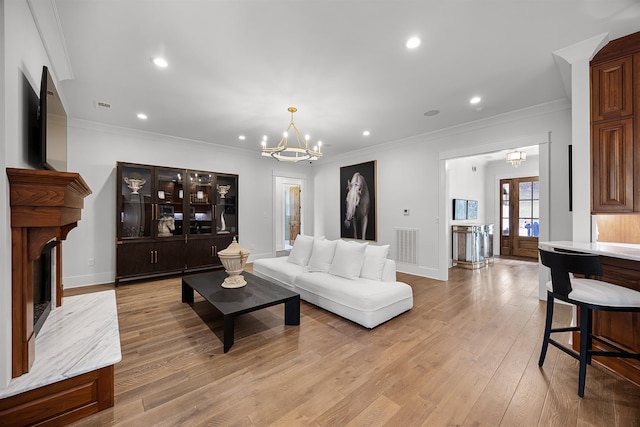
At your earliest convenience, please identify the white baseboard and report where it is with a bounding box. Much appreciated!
[395,264,445,281]
[63,272,115,288]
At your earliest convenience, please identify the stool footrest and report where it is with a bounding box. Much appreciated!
[548,338,579,361]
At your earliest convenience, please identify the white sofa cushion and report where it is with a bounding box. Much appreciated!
[295,272,413,328]
[252,256,307,290]
[287,234,315,266]
[381,259,397,282]
[360,244,390,281]
[329,240,368,279]
[308,239,338,273]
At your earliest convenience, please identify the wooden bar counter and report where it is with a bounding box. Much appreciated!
[539,241,640,386]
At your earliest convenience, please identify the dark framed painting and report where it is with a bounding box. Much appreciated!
[340,160,376,241]
[453,198,467,220]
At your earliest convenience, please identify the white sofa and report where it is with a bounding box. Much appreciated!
[253,236,413,328]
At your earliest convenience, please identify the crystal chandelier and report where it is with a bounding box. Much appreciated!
[261,107,323,162]
[506,150,526,168]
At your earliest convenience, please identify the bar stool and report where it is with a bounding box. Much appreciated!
[538,248,640,397]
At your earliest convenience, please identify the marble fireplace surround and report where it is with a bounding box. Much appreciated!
[6,168,92,377]
[2,168,122,425]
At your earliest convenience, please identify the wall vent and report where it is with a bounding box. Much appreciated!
[395,228,418,265]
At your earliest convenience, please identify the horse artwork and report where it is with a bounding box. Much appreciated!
[344,172,370,239]
[157,215,175,237]
[340,161,376,241]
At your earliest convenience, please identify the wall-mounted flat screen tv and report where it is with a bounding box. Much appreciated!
[29,65,67,171]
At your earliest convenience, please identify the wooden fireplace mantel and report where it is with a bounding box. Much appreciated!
[7,167,92,377]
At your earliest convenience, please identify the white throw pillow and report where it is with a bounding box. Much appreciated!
[360,244,390,281]
[287,234,315,266]
[308,239,338,273]
[329,240,369,279]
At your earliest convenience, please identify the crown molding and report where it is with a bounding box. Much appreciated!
[27,0,74,81]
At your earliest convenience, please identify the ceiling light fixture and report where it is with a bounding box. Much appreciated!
[406,36,421,49]
[137,113,148,120]
[506,150,526,167]
[470,96,482,105]
[261,107,322,162]
[362,130,370,136]
[238,135,246,140]
[152,57,168,68]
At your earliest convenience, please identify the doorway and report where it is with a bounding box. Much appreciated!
[285,185,301,247]
[274,176,304,253]
[500,176,539,259]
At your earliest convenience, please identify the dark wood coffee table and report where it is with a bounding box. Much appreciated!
[182,270,300,352]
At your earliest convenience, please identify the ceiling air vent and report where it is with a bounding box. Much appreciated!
[95,100,111,109]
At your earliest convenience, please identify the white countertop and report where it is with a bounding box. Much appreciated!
[539,241,640,262]
[0,290,121,399]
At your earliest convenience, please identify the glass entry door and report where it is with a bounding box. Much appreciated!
[500,176,539,259]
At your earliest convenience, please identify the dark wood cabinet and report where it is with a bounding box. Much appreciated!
[116,241,156,277]
[116,162,238,284]
[157,240,188,271]
[587,31,640,385]
[185,234,234,271]
[591,56,633,121]
[185,236,217,270]
[591,119,634,212]
[590,32,640,213]
[116,238,185,279]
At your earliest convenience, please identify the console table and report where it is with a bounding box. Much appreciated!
[452,224,494,269]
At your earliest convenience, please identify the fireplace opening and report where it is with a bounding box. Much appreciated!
[33,240,58,336]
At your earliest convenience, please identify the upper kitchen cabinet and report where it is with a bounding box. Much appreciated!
[591,32,640,213]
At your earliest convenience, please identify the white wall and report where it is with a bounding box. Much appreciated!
[313,147,436,270]
[63,120,313,287]
[313,102,574,280]
[448,158,487,224]
[1,0,56,390]
[446,157,487,265]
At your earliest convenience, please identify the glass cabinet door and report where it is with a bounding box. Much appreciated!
[215,174,237,236]
[188,171,214,235]
[119,164,153,239]
[155,168,185,238]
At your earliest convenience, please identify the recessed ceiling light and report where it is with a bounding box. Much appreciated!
[469,96,482,105]
[406,37,421,49]
[137,113,147,120]
[362,130,371,136]
[238,135,246,140]
[423,110,440,117]
[151,57,168,68]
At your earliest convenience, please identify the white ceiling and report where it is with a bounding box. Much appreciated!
[34,0,640,159]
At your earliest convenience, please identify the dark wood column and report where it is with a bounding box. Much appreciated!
[7,168,92,378]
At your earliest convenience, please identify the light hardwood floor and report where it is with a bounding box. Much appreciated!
[67,258,640,426]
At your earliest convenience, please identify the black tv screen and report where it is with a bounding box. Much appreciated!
[30,66,67,171]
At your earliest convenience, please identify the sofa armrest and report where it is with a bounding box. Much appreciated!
[381,259,396,282]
